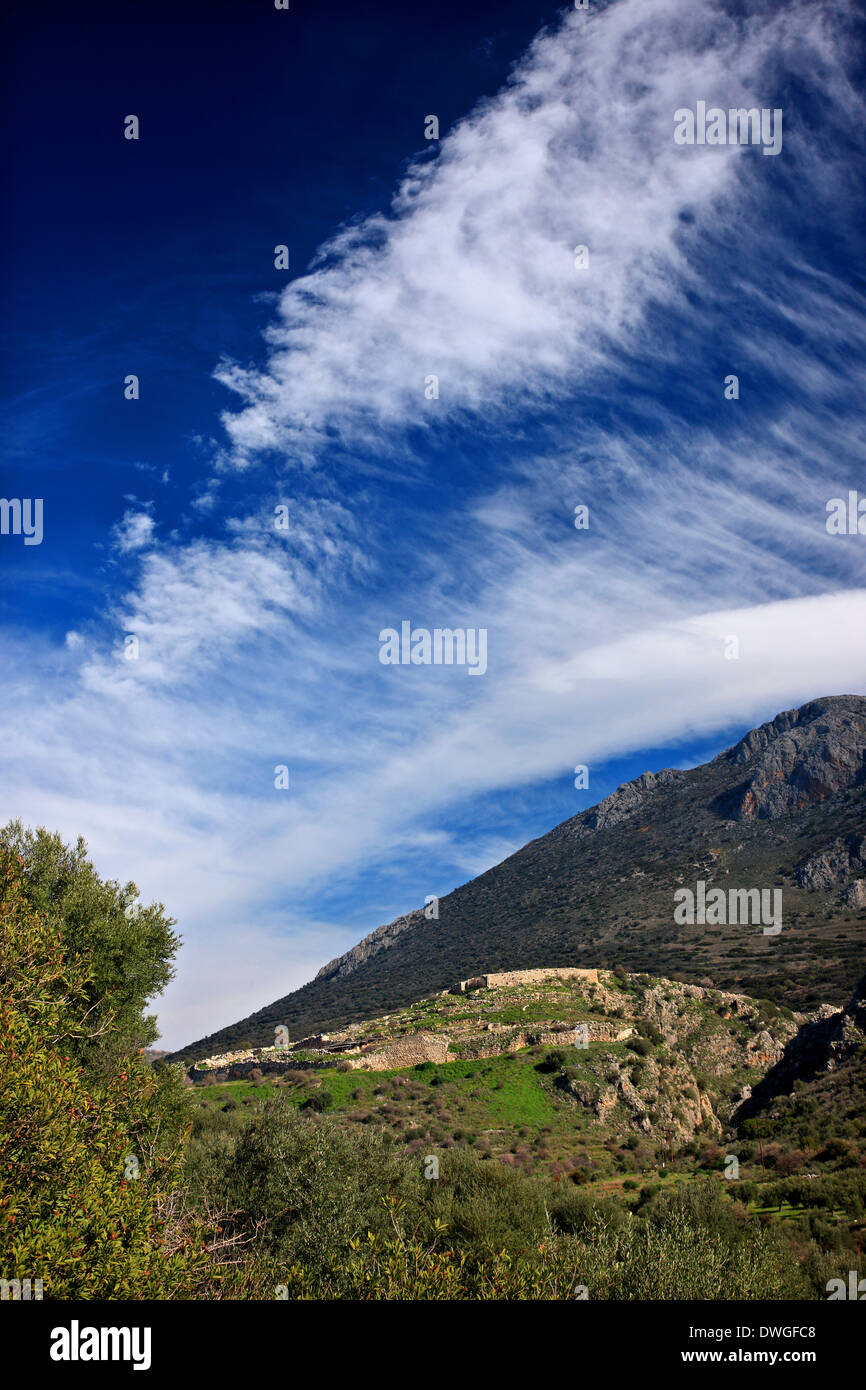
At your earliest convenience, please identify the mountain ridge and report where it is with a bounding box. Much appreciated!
[169,694,866,1062]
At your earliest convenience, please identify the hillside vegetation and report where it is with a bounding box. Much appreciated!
[180,964,866,1299]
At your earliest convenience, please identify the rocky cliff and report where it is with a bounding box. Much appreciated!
[712,695,866,821]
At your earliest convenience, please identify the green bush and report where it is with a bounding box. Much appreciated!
[0,856,209,1299]
[419,1148,550,1255]
[215,1098,416,1285]
[0,820,179,1071]
[301,1089,333,1113]
[538,1048,568,1073]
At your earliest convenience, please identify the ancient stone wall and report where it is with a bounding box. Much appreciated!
[347,1031,451,1071]
[457,966,599,992]
[457,1020,632,1060]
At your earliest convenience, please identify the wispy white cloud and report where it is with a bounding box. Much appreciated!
[111,509,156,554]
[215,0,859,467]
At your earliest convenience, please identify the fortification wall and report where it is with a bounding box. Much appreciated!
[457,966,599,992]
[348,1031,451,1071]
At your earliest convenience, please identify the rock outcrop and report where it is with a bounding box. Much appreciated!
[735,973,866,1122]
[796,833,866,891]
[713,695,866,821]
[844,879,866,908]
[315,908,424,982]
[579,769,683,833]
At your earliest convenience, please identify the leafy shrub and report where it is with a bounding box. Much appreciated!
[0,820,179,1069]
[0,855,209,1299]
[216,1098,415,1283]
[301,1090,333,1113]
[419,1147,550,1254]
[637,1022,664,1047]
[538,1049,568,1073]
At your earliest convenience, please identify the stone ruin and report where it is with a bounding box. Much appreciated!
[190,966,603,1078]
[455,967,599,993]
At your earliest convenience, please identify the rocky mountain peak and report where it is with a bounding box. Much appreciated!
[713,694,866,821]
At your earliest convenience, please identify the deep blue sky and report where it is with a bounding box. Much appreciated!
[1,0,559,637]
[2,0,864,1046]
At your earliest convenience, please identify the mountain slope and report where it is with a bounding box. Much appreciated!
[171,695,866,1061]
